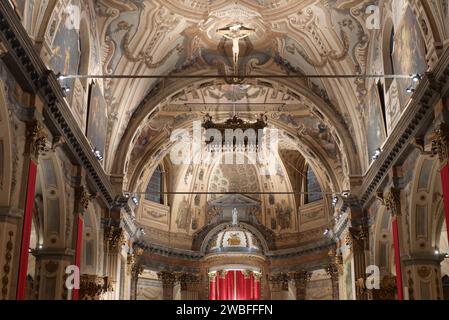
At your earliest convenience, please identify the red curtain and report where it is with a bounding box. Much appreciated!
[209,270,261,300]
[392,218,404,300]
[16,160,38,300]
[440,165,449,249]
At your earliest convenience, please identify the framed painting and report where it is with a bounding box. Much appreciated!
[86,82,108,159]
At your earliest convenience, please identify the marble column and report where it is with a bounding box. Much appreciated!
[104,225,125,300]
[402,253,445,300]
[16,121,47,300]
[326,264,340,300]
[208,271,217,300]
[432,122,449,249]
[383,188,404,300]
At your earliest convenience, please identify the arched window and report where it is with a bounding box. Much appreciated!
[145,166,164,204]
[305,166,323,204]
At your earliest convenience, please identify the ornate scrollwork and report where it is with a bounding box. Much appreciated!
[80,190,95,210]
[370,275,396,300]
[431,122,449,163]
[176,272,200,290]
[288,269,312,286]
[157,271,177,287]
[104,226,126,251]
[79,274,110,300]
[378,188,402,217]
[29,121,48,158]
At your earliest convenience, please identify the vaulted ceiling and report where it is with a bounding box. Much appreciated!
[94,0,373,194]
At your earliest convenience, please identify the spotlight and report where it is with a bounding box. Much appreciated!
[323,228,330,236]
[139,227,146,236]
[132,196,139,206]
[411,74,422,82]
[372,148,382,160]
[62,86,71,93]
[93,148,103,161]
[38,244,43,249]
[341,190,351,198]
[56,73,65,80]
[406,86,415,93]
[435,249,440,255]
[28,248,32,253]
[332,196,338,206]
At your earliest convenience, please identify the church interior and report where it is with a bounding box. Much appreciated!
[0,0,449,301]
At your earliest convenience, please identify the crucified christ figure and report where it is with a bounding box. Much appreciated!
[216,24,255,68]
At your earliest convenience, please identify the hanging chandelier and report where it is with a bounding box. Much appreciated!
[202,113,268,151]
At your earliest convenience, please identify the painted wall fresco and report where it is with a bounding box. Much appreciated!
[87,82,108,158]
[47,0,81,91]
[392,5,427,108]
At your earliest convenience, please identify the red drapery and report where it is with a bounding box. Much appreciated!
[392,218,404,300]
[209,270,260,300]
[16,160,38,300]
[440,164,449,248]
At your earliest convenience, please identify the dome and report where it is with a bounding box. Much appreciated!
[207,224,261,253]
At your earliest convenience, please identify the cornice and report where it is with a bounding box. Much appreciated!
[136,237,335,263]
[352,47,449,210]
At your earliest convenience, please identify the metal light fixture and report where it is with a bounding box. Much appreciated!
[406,86,415,93]
[202,113,268,149]
[372,148,382,160]
[411,74,422,82]
[93,148,103,161]
[332,196,338,206]
[132,196,139,206]
[341,190,351,198]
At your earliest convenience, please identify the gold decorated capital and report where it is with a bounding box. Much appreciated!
[29,121,48,159]
[79,274,109,300]
[157,271,177,287]
[431,122,449,163]
[289,270,312,287]
[384,188,401,217]
[208,271,217,281]
[104,226,126,251]
[80,190,93,210]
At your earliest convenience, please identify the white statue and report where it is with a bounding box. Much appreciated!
[232,208,238,225]
[216,24,255,67]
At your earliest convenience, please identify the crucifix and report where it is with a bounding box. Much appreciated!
[216,23,255,73]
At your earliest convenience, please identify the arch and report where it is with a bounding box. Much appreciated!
[199,222,270,254]
[109,75,361,181]
[144,164,165,205]
[81,203,101,275]
[408,155,441,252]
[372,204,393,276]
[35,151,68,248]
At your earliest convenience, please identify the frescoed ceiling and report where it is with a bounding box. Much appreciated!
[95,0,372,179]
